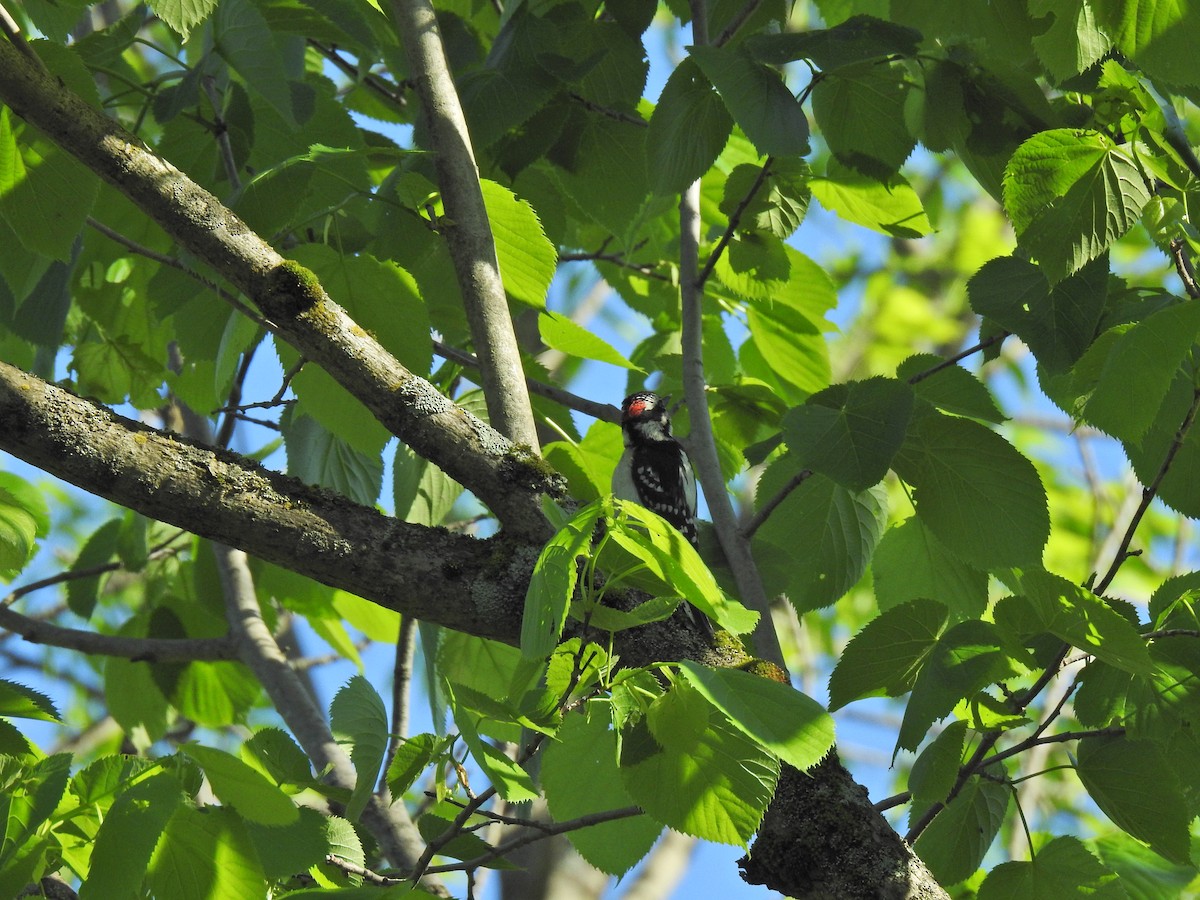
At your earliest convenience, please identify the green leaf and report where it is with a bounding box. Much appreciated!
[213,0,295,127]
[647,58,733,195]
[978,835,1125,900]
[329,675,389,820]
[539,311,641,370]
[1076,734,1191,864]
[1092,831,1197,900]
[810,163,932,237]
[1075,302,1200,442]
[182,744,299,826]
[619,680,779,845]
[289,245,432,377]
[909,720,967,804]
[811,58,915,179]
[607,501,759,634]
[828,598,950,710]
[782,377,914,491]
[0,484,39,580]
[913,777,1009,885]
[1092,0,1200,87]
[745,14,922,69]
[542,702,661,875]
[80,771,184,900]
[0,680,60,722]
[245,806,331,880]
[897,620,1018,753]
[148,806,266,900]
[1003,129,1150,283]
[450,687,538,802]
[148,0,217,37]
[893,411,1049,570]
[690,45,810,158]
[720,159,811,239]
[896,353,1005,423]
[241,727,313,787]
[386,733,444,798]
[282,412,384,506]
[393,442,462,527]
[1029,0,1113,82]
[755,458,887,612]
[522,501,604,659]
[968,254,1108,373]
[1011,570,1154,676]
[872,517,988,620]
[677,662,834,770]
[480,179,557,308]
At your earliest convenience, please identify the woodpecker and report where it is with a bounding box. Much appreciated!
[612,391,712,636]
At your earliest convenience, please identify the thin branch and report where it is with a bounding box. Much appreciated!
[309,40,410,111]
[86,217,269,329]
[567,92,647,127]
[390,0,540,449]
[677,5,783,668]
[380,614,418,796]
[0,605,236,661]
[741,467,812,539]
[979,727,1125,770]
[1169,238,1200,298]
[714,0,764,46]
[433,339,618,423]
[213,544,446,895]
[201,76,241,191]
[697,158,773,290]
[1094,385,1200,596]
[423,805,642,874]
[906,332,1009,384]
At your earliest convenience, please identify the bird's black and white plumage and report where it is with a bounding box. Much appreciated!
[612,392,711,636]
[612,392,698,544]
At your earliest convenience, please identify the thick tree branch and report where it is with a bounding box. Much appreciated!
[390,0,540,449]
[0,360,529,641]
[0,37,555,540]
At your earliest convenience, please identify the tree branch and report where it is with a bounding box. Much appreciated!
[213,544,445,894]
[679,143,783,667]
[390,0,540,449]
[0,360,528,642]
[0,605,236,661]
[0,37,555,540]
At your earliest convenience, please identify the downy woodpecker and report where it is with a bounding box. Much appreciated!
[612,392,712,636]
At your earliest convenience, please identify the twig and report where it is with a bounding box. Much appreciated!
[714,0,764,46]
[309,40,410,111]
[567,92,647,127]
[380,615,418,796]
[201,76,241,191]
[1169,238,1200,298]
[433,339,619,423]
[696,159,773,290]
[0,605,235,661]
[741,467,812,539]
[85,217,269,329]
[1094,386,1200,596]
[906,332,1009,384]
[3,530,188,609]
[423,805,642,874]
